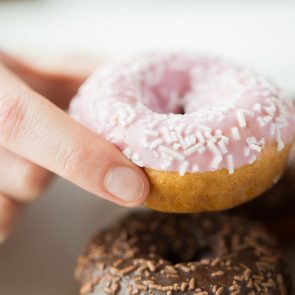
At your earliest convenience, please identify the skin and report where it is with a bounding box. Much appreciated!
[0,52,150,243]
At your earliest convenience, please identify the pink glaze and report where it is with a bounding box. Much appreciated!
[70,53,295,175]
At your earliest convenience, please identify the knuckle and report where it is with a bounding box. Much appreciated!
[0,92,27,142]
[0,194,18,234]
[0,194,14,212]
[58,142,91,178]
[20,164,50,202]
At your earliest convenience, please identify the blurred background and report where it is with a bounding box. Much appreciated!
[0,0,294,294]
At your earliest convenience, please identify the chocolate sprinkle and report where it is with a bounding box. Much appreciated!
[76,211,292,294]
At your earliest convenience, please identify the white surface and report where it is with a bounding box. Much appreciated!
[0,0,295,92]
[0,1,294,294]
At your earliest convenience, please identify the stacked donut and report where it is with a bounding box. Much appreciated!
[70,53,295,294]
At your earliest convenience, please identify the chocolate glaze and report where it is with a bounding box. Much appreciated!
[76,212,291,295]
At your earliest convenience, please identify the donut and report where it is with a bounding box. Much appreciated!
[70,53,295,212]
[75,211,292,295]
[231,146,295,243]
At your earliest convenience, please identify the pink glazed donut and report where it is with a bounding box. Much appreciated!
[70,53,295,213]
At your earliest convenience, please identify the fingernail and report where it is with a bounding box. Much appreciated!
[105,166,145,203]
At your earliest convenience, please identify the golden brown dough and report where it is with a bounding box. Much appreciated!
[145,142,292,213]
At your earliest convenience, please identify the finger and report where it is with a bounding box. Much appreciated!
[0,146,52,202]
[0,65,150,207]
[0,193,21,244]
[0,51,102,109]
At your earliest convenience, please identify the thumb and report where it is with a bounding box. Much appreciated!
[0,64,149,206]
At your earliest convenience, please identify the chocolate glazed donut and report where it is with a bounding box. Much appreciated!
[76,212,291,295]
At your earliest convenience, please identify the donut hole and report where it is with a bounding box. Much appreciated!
[139,70,189,115]
[163,245,213,264]
[138,65,240,115]
[149,216,216,264]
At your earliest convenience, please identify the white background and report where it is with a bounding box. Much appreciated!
[0,0,294,294]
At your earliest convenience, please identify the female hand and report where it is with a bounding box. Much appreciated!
[0,53,150,242]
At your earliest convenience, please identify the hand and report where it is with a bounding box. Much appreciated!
[0,53,150,243]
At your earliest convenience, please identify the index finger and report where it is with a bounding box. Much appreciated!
[0,64,150,206]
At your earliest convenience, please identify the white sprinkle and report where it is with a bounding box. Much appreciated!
[196,131,205,144]
[264,106,275,116]
[231,127,241,140]
[149,139,163,150]
[204,131,214,140]
[191,164,200,173]
[159,145,185,161]
[144,129,159,137]
[263,116,272,125]
[243,110,254,117]
[198,145,206,154]
[257,117,266,127]
[123,147,132,159]
[126,113,136,124]
[184,143,204,156]
[109,133,124,143]
[210,156,222,170]
[248,155,257,164]
[276,117,288,127]
[208,141,221,156]
[173,143,181,151]
[253,103,262,112]
[227,154,234,174]
[170,132,178,142]
[185,123,194,135]
[215,129,222,137]
[246,136,257,145]
[217,141,228,154]
[160,152,173,162]
[195,122,212,132]
[276,125,285,151]
[208,137,217,144]
[175,127,188,149]
[161,161,172,169]
[148,120,159,129]
[270,123,276,136]
[179,161,189,176]
[244,147,250,156]
[118,110,128,126]
[130,152,142,163]
[236,110,246,128]
[118,109,127,119]
[133,159,144,167]
[142,137,149,148]
[258,137,266,145]
[131,152,140,161]
[249,144,262,152]
[220,135,229,144]
[160,127,173,143]
[184,135,196,147]
[175,123,185,133]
